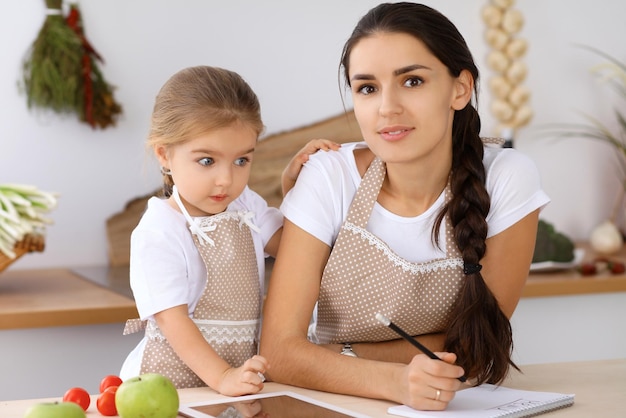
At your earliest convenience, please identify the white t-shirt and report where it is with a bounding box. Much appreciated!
[120,186,282,380]
[281,142,550,263]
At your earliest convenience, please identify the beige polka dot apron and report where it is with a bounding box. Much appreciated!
[314,157,465,344]
[123,187,261,388]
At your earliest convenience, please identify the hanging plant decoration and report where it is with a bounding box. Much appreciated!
[21,0,122,129]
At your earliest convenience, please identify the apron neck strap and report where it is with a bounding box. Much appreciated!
[345,157,386,227]
[172,186,216,246]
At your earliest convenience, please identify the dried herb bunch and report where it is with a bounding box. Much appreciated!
[21,0,122,129]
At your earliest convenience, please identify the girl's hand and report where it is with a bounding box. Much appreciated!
[217,355,269,397]
[281,139,341,196]
[399,353,465,411]
[233,400,267,418]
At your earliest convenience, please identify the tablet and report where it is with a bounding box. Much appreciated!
[178,390,370,418]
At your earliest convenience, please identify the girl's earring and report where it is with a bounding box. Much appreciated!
[161,167,172,176]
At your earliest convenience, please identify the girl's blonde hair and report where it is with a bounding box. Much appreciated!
[148,66,264,195]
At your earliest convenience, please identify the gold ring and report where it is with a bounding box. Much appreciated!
[435,389,441,401]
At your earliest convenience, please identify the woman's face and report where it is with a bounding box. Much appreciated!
[155,122,257,216]
[348,32,471,165]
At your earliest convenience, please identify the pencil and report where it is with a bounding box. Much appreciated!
[375,313,467,382]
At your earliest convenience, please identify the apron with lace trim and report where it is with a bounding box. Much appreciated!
[314,157,465,344]
[123,187,261,388]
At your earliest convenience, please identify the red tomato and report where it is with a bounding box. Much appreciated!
[62,387,91,411]
[97,385,119,416]
[99,374,123,393]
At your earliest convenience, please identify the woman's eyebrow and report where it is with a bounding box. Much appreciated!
[351,64,432,82]
[351,73,375,82]
[394,64,431,76]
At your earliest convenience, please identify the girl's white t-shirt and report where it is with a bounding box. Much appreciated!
[120,186,281,379]
[281,141,550,263]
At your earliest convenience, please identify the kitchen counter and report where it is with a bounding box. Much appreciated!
[1,358,624,417]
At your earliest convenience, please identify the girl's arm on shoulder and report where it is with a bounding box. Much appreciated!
[481,209,541,317]
[281,139,341,196]
[154,305,267,396]
[263,139,340,258]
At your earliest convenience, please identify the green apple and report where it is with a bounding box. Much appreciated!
[115,373,179,418]
[23,401,86,418]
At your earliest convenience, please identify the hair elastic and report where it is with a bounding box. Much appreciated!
[463,263,482,275]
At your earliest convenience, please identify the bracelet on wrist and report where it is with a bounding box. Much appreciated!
[340,342,357,357]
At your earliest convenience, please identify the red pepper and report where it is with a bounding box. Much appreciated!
[82,54,94,127]
[65,7,79,28]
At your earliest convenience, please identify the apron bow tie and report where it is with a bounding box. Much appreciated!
[237,210,261,233]
[171,186,260,247]
[189,219,217,247]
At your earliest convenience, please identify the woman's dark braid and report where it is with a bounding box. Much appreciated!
[436,106,519,384]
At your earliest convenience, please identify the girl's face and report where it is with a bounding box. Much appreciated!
[156,122,257,216]
[348,32,471,166]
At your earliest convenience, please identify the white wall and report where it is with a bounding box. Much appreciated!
[0,323,142,401]
[511,292,626,366]
[2,0,626,270]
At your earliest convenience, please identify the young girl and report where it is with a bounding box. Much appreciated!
[261,2,549,411]
[120,65,338,397]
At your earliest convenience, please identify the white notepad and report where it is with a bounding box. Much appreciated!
[388,384,574,418]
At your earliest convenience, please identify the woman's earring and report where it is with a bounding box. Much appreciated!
[160,166,172,176]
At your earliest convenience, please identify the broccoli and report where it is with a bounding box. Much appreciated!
[532,220,575,263]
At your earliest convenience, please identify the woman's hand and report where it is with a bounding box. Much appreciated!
[281,139,341,196]
[398,353,465,411]
[217,355,269,397]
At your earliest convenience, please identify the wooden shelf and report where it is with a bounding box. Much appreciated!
[524,272,626,297]
[524,242,626,297]
[2,241,625,331]
[0,268,137,330]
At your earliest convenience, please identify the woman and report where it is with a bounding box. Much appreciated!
[260,2,549,411]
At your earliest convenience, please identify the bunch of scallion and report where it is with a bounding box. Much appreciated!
[0,184,58,259]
